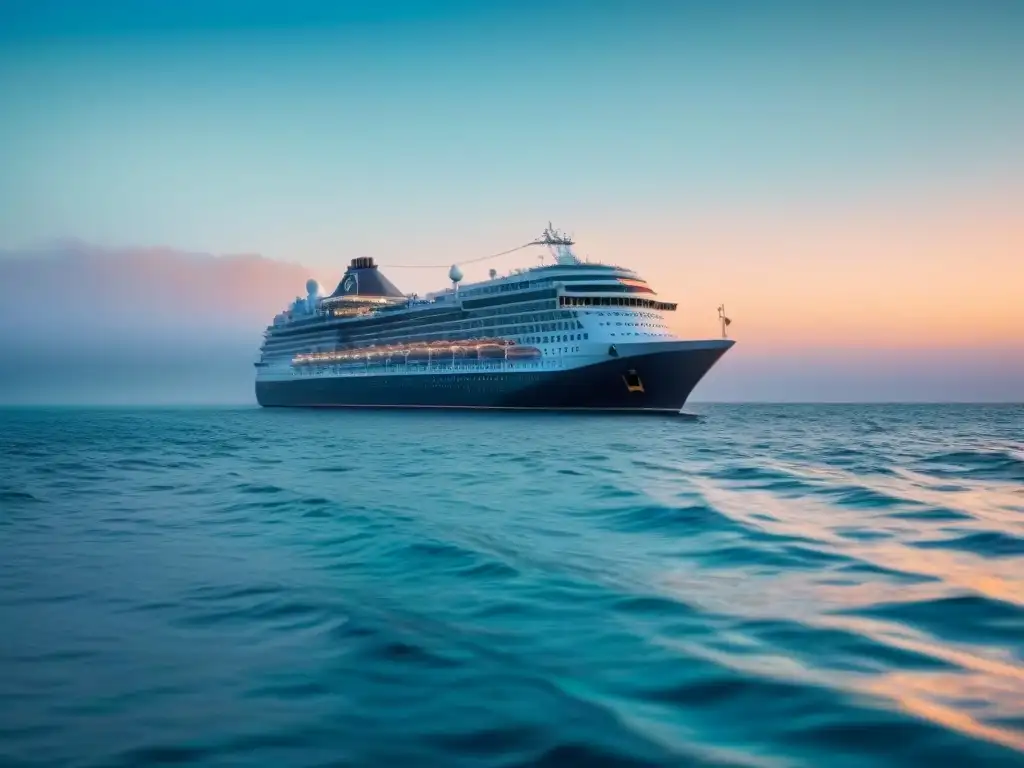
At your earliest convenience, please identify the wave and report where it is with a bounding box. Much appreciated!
[915,448,1024,482]
[1,403,1022,767]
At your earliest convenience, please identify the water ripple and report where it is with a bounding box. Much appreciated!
[0,403,1022,767]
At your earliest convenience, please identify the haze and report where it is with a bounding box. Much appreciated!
[1,0,1021,404]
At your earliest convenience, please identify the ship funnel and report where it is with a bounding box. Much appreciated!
[327,255,405,299]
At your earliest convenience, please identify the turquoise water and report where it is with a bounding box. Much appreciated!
[1,404,1022,767]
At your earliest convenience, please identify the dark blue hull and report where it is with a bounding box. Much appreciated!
[256,341,733,413]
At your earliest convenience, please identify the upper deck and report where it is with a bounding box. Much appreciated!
[264,224,676,342]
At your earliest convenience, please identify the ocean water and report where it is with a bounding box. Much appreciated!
[1,404,1022,768]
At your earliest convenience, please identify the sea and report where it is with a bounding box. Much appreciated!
[1,404,1022,768]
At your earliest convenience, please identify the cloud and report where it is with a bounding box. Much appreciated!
[0,241,321,404]
[0,239,320,345]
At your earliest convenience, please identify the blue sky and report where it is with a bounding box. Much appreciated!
[2,0,1020,263]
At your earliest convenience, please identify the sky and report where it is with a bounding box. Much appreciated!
[0,0,1022,403]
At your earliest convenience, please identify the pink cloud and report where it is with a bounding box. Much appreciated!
[0,240,326,348]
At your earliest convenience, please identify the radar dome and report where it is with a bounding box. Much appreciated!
[305,278,322,297]
[448,264,464,283]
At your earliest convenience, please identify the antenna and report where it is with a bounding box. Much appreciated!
[532,222,580,266]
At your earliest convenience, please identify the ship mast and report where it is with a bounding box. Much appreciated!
[718,304,732,339]
[533,223,580,265]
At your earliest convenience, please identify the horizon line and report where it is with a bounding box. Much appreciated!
[2,401,1021,408]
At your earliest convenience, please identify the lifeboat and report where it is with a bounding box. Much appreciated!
[507,345,541,359]
[477,343,506,359]
[406,348,430,362]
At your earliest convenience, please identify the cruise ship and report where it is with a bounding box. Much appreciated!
[255,226,734,412]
